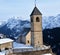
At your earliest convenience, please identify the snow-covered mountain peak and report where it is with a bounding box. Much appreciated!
[6,17,30,30]
[0,14,60,38]
[0,14,60,30]
[0,20,7,28]
[7,18,20,29]
[42,14,60,29]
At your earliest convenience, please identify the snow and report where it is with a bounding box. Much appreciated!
[0,21,4,25]
[13,42,50,49]
[0,38,13,44]
[13,42,50,53]
[0,34,4,38]
[0,23,2,25]
[42,14,60,29]
[42,53,52,55]
[6,14,60,30]
[0,14,60,30]
[0,20,7,28]
[7,18,20,30]
[23,23,31,28]
[0,51,5,55]
[13,42,33,49]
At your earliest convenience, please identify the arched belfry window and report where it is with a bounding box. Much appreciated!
[5,48,9,50]
[36,17,40,22]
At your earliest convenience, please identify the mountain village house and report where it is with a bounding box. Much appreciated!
[0,38,13,51]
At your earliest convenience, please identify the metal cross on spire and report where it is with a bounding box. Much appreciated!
[35,0,37,7]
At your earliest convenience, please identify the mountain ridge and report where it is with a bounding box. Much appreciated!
[0,14,60,38]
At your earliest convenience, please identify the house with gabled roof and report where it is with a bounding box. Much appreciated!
[0,38,13,53]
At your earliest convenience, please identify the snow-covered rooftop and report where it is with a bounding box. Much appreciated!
[0,51,5,55]
[42,53,52,55]
[13,42,50,49]
[13,42,50,53]
[13,42,33,49]
[0,38,13,44]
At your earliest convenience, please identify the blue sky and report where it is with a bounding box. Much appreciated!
[0,0,60,21]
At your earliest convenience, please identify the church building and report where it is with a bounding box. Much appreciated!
[30,6,43,47]
[17,6,43,48]
[13,5,54,55]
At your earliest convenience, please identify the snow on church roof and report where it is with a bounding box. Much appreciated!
[13,42,33,49]
[13,42,50,53]
[0,38,13,44]
[42,53,52,55]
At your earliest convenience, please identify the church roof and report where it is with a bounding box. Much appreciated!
[15,28,30,39]
[30,6,42,16]
[22,28,30,37]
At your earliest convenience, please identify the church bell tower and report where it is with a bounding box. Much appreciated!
[30,6,43,47]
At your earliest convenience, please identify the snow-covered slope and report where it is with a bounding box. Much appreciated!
[0,20,4,25]
[42,14,60,29]
[0,20,7,27]
[7,17,30,30]
[0,14,60,38]
[0,17,30,38]
[0,14,60,30]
